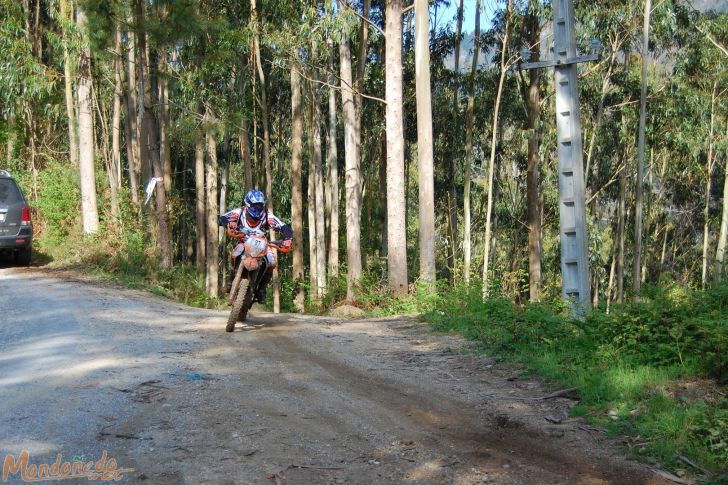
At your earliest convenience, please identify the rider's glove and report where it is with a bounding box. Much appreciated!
[279,239,293,253]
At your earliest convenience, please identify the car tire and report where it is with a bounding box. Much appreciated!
[15,248,31,266]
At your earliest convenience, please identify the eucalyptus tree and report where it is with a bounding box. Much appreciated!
[76,3,100,234]
[414,0,435,284]
[59,0,78,167]
[482,0,514,299]
[385,0,408,296]
[340,11,363,301]
[516,0,542,301]
[463,0,481,285]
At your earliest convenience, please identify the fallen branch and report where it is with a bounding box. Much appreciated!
[290,464,344,471]
[577,424,607,434]
[266,464,343,483]
[675,454,711,477]
[651,468,692,485]
[486,387,579,401]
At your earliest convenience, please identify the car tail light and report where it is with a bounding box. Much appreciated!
[21,205,31,226]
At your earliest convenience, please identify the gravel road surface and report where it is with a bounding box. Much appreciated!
[0,268,671,484]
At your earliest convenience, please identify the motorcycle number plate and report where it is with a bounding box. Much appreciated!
[248,238,266,255]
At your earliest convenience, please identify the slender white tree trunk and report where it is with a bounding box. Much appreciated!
[159,49,172,194]
[448,0,464,277]
[415,0,436,284]
[125,26,140,205]
[340,25,362,301]
[482,0,512,299]
[327,42,340,277]
[291,65,305,311]
[464,0,481,285]
[617,164,627,303]
[715,120,728,280]
[385,0,408,296]
[702,82,717,288]
[205,111,219,298]
[633,0,651,294]
[308,152,318,294]
[250,0,279,311]
[60,0,78,166]
[112,26,123,193]
[313,88,327,299]
[241,119,253,191]
[195,133,206,273]
[309,48,327,299]
[76,5,100,235]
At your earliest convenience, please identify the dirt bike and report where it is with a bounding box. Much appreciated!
[225,234,286,332]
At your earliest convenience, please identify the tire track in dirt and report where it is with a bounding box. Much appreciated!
[231,323,666,485]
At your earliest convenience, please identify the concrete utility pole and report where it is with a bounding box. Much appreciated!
[521,0,599,311]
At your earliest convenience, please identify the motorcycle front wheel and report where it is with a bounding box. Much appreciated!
[225,269,258,332]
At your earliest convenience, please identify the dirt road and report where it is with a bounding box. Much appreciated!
[0,268,670,484]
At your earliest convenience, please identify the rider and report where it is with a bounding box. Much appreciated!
[221,189,293,303]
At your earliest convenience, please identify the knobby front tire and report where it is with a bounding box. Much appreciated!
[228,260,246,305]
[226,278,250,332]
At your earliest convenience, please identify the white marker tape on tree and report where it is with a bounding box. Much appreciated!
[144,177,164,205]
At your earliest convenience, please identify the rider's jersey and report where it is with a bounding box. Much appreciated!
[222,207,292,240]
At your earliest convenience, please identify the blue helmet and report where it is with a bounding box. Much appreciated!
[244,189,266,221]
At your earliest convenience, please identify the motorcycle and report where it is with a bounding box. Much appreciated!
[225,233,286,332]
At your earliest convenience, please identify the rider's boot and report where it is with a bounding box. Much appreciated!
[255,270,273,304]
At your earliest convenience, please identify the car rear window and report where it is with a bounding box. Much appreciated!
[0,179,23,204]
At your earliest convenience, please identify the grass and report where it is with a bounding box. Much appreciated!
[421,281,728,482]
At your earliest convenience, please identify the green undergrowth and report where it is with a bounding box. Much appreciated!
[422,282,727,481]
[35,222,223,310]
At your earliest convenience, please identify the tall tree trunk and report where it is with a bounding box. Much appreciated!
[415,0,436,284]
[125,26,141,205]
[355,0,370,113]
[641,149,653,284]
[716,120,728,280]
[482,0,512,299]
[250,0,279,312]
[463,0,480,285]
[380,135,388,258]
[584,49,617,187]
[94,78,119,220]
[291,65,305,311]
[60,0,78,166]
[112,25,123,201]
[449,0,464,279]
[385,0,408,295]
[606,241,617,312]
[136,0,171,267]
[6,114,16,163]
[76,4,100,235]
[340,25,362,301]
[195,133,206,273]
[205,111,219,297]
[240,119,253,191]
[521,0,541,301]
[159,49,172,194]
[633,0,651,294]
[308,151,318,295]
[617,164,627,303]
[311,68,327,299]
[702,82,717,289]
[327,42,340,277]
[353,0,370,222]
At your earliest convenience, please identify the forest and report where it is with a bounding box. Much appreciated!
[1,0,727,477]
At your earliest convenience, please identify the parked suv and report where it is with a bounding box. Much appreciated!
[0,170,32,265]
